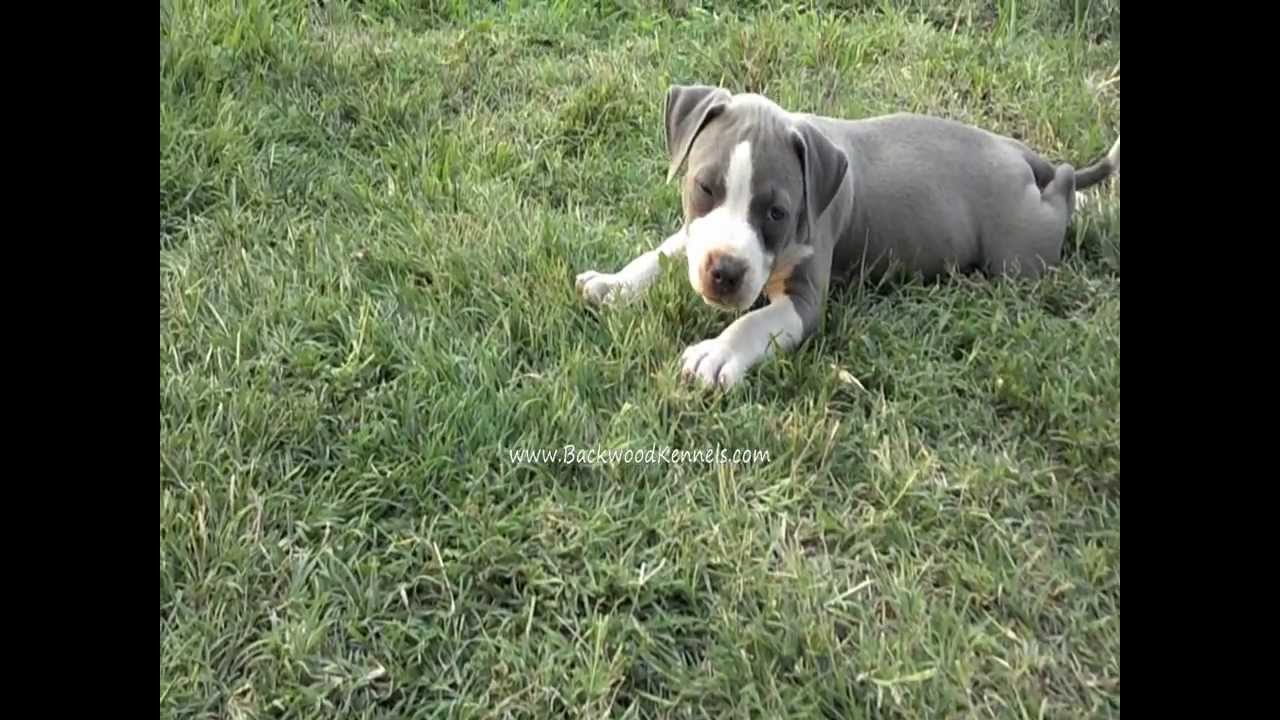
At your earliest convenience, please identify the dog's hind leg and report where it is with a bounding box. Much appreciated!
[983,164,1075,280]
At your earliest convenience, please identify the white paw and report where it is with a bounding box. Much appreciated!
[680,338,747,389]
[575,270,631,307]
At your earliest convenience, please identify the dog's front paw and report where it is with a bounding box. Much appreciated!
[575,270,630,307]
[680,338,747,389]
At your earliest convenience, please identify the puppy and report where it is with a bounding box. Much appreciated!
[576,86,1119,389]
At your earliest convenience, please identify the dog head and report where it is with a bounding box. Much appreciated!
[664,85,848,311]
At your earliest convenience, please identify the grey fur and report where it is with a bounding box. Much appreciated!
[793,108,1118,311]
[698,91,1116,340]
[577,86,1120,389]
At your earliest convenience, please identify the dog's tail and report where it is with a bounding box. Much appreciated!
[1074,137,1120,191]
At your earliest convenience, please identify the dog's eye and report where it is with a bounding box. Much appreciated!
[768,206,788,222]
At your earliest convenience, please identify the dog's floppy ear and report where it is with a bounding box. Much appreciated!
[789,121,849,239]
[665,84,731,183]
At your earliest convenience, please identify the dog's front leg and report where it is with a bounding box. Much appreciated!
[576,230,687,307]
[681,238,829,390]
[680,295,812,390]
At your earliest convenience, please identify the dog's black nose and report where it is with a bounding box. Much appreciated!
[707,254,746,296]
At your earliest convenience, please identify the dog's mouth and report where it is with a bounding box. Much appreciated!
[699,293,746,312]
[687,239,770,313]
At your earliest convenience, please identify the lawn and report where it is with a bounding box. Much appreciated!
[160,0,1120,717]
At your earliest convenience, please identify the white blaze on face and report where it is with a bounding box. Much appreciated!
[686,141,772,310]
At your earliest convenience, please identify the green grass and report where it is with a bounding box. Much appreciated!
[160,1,1120,717]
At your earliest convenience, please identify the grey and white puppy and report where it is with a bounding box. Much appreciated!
[575,85,1120,389]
